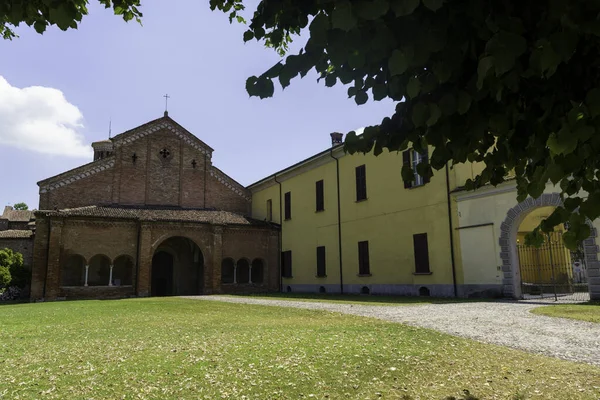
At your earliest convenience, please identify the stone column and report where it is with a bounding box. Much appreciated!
[249,263,253,284]
[84,265,89,286]
[233,261,237,284]
[45,219,64,299]
[108,264,114,286]
[136,223,153,297]
[210,225,224,294]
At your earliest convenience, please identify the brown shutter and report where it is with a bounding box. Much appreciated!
[316,246,326,277]
[403,151,412,189]
[413,233,430,273]
[422,150,430,184]
[316,180,324,211]
[284,192,291,220]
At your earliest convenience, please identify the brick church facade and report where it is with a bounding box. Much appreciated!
[30,114,280,300]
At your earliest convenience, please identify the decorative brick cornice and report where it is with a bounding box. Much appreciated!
[210,167,251,201]
[113,119,213,159]
[39,158,115,193]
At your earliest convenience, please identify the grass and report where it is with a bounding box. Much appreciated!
[0,298,598,399]
[224,292,493,306]
[531,302,600,323]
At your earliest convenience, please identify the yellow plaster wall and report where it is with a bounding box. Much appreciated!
[251,148,457,289]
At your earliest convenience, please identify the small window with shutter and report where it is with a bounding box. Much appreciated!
[358,241,370,275]
[316,180,324,211]
[413,233,431,274]
[355,165,367,201]
[316,246,326,277]
[403,149,430,188]
[282,250,292,277]
[284,192,291,220]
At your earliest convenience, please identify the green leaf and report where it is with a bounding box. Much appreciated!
[547,126,577,155]
[348,50,365,69]
[325,75,337,87]
[388,50,409,76]
[332,1,357,32]
[243,30,254,42]
[457,91,471,115]
[579,193,600,220]
[355,91,368,105]
[485,31,527,76]
[477,56,494,89]
[412,102,429,127]
[422,0,443,12]
[309,13,329,45]
[585,88,600,118]
[407,76,421,99]
[438,93,456,116]
[427,104,441,126]
[540,43,561,76]
[391,0,420,16]
[355,0,389,20]
[372,84,388,101]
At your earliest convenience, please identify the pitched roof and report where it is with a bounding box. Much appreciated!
[1,207,34,222]
[35,206,274,227]
[111,115,214,154]
[0,230,33,239]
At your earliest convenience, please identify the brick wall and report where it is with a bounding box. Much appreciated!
[39,168,114,210]
[207,173,251,214]
[0,237,34,267]
[38,127,250,214]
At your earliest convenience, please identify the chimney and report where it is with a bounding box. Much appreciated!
[330,132,343,146]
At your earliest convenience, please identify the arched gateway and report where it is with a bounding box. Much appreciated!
[498,193,600,300]
[151,236,204,296]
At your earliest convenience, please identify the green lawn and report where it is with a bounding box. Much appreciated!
[224,292,492,306]
[0,299,598,399]
[531,302,600,323]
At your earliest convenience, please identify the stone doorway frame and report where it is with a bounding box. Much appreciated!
[499,193,600,300]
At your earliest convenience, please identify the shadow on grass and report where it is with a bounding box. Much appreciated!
[225,292,500,305]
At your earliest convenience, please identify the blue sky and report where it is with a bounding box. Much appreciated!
[0,0,394,209]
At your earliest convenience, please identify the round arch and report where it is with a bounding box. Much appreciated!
[151,236,204,296]
[151,233,206,255]
[88,254,111,286]
[236,258,251,284]
[61,254,86,286]
[113,255,134,286]
[498,193,600,299]
[221,258,235,284]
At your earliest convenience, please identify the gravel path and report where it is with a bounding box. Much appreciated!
[184,295,600,366]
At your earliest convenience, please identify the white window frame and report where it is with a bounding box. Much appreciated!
[412,150,425,187]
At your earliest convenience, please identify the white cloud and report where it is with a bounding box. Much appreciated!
[0,76,92,158]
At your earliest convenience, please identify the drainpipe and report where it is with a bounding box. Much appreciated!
[329,145,344,294]
[274,174,283,292]
[445,164,458,297]
[135,220,142,296]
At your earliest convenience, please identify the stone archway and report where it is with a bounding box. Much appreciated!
[499,193,600,300]
[151,236,204,296]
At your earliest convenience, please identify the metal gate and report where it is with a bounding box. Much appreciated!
[517,231,589,301]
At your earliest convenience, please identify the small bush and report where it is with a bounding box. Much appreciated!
[0,266,10,287]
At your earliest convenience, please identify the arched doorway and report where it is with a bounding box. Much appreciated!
[151,237,204,296]
[152,251,173,296]
[499,193,600,300]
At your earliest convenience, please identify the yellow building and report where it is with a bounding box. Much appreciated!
[249,133,600,300]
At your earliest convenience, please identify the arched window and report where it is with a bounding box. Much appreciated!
[113,255,134,286]
[251,259,264,284]
[88,255,111,286]
[221,258,235,284]
[61,254,86,286]
[236,259,250,284]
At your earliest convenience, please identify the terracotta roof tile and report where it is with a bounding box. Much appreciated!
[36,206,274,227]
[0,230,33,239]
[1,208,34,222]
